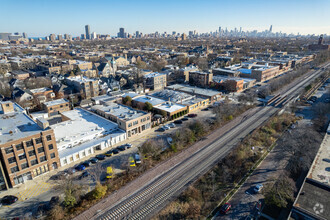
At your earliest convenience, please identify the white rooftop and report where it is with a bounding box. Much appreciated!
[67,76,97,83]
[43,98,69,107]
[133,95,165,106]
[153,101,186,113]
[30,87,52,94]
[51,108,118,150]
[144,72,166,78]
[166,84,221,97]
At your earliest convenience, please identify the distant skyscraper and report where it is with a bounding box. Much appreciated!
[240,27,242,33]
[119,28,125,38]
[58,34,63,41]
[64,34,69,40]
[269,25,273,33]
[85,25,91,39]
[49,34,56,41]
[22,32,27,38]
[91,32,97,39]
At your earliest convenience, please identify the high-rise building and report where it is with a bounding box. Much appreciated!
[22,32,27,38]
[136,31,139,38]
[91,32,97,39]
[49,34,56,41]
[119,28,125,38]
[58,34,63,41]
[85,25,91,39]
[269,25,273,33]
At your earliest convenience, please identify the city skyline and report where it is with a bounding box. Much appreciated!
[1,0,330,37]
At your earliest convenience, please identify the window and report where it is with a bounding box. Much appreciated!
[65,104,69,106]
[35,137,42,144]
[31,159,38,166]
[133,120,138,125]
[16,143,24,151]
[38,147,45,153]
[48,144,54,150]
[8,157,16,164]
[28,150,36,157]
[40,156,46,162]
[19,154,26,160]
[50,153,55,159]
[10,166,19,173]
[147,116,150,120]
[50,107,53,110]
[60,105,63,108]
[46,135,52,141]
[75,154,79,159]
[5,147,14,154]
[26,140,33,147]
[128,123,132,127]
[21,163,28,170]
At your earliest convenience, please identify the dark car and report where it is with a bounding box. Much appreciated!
[79,171,90,180]
[90,158,99,164]
[181,117,189,121]
[220,203,231,214]
[112,148,120,154]
[104,150,113,157]
[156,127,166,132]
[125,143,133,149]
[201,108,209,111]
[188,113,197,118]
[174,120,183,124]
[66,168,76,174]
[96,154,106,160]
[82,161,92,167]
[75,164,86,171]
[1,195,18,205]
[117,145,126,151]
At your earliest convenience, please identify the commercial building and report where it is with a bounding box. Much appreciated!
[91,103,151,138]
[150,89,209,112]
[166,84,221,103]
[85,25,91,40]
[238,63,280,82]
[51,108,125,166]
[189,71,213,87]
[66,76,99,99]
[0,102,60,190]
[153,101,187,119]
[144,72,167,91]
[291,127,330,220]
[213,75,256,92]
[43,98,70,117]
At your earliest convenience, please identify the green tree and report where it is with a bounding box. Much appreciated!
[160,110,167,118]
[91,183,107,200]
[144,102,153,111]
[123,96,132,105]
[63,189,76,207]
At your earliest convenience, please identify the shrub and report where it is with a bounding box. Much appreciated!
[91,183,108,200]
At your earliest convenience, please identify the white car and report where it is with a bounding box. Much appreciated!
[168,123,175,128]
[254,184,263,193]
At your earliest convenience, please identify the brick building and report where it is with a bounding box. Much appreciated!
[43,98,70,117]
[0,102,60,190]
[189,71,213,87]
[144,72,167,91]
[66,76,99,99]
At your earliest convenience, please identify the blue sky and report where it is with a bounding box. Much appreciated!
[1,0,329,37]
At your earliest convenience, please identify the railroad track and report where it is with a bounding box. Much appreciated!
[76,61,330,220]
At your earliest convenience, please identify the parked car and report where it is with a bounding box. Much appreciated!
[50,171,68,180]
[162,125,170,130]
[96,154,106,160]
[201,108,209,111]
[156,127,166,132]
[106,166,113,179]
[125,143,133,149]
[1,195,18,205]
[129,156,136,167]
[181,117,189,121]
[112,148,120,154]
[82,161,92,167]
[188,113,197,118]
[117,145,126,151]
[220,203,231,214]
[79,171,90,180]
[254,184,263,193]
[104,150,113,157]
[90,158,99,164]
[168,123,175,128]
[174,120,183,124]
[134,153,141,164]
[75,164,86,171]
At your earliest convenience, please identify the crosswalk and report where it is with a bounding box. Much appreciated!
[15,182,53,201]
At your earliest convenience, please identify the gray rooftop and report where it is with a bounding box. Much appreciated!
[43,98,69,107]
[133,95,165,106]
[0,102,44,144]
[166,84,221,97]
[91,103,149,121]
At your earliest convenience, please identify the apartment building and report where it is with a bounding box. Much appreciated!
[144,72,167,91]
[0,101,60,190]
[66,76,99,99]
[91,103,152,138]
[43,98,70,117]
[178,65,199,82]
[189,71,213,87]
[29,87,55,104]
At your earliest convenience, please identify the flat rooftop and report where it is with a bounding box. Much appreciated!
[30,87,52,94]
[67,76,97,83]
[166,84,221,97]
[91,103,149,121]
[150,89,195,103]
[133,95,165,106]
[153,101,186,113]
[43,98,69,107]
[0,102,43,144]
[213,75,256,84]
[50,108,118,149]
[144,72,166,78]
[307,132,330,185]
